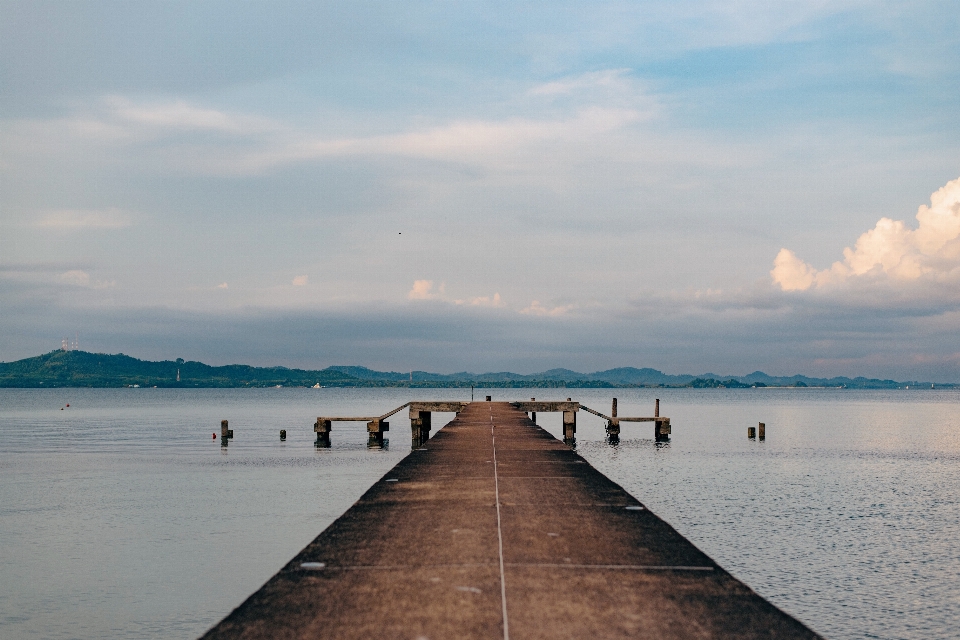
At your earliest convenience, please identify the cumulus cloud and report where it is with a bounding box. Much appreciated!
[772,176,960,291]
[408,280,441,300]
[292,275,308,286]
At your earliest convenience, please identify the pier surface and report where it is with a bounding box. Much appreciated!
[203,402,819,639]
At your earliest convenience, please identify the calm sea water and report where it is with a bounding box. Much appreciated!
[1,388,959,639]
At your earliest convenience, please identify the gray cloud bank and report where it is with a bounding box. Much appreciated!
[5,270,960,382]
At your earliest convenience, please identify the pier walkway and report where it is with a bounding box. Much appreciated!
[203,401,819,639]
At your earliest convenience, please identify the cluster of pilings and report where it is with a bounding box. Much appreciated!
[310,397,671,449]
[601,398,670,444]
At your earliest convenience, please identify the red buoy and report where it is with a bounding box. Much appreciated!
[212,433,216,439]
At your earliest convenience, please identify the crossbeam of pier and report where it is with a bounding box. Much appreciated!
[204,402,819,639]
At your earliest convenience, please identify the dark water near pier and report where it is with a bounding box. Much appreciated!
[1,388,958,639]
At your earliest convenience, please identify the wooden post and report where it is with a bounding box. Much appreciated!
[607,398,620,439]
[221,419,233,442]
[486,395,492,402]
[314,418,332,448]
[562,409,576,445]
[748,426,756,439]
[280,429,286,440]
[655,399,660,417]
[758,422,765,441]
[654,419,670,442]
[530,397,536,424]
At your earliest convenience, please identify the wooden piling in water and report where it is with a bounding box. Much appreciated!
[748,426,756,439]
[606,397,620,439]
[562,407,577,444]
[220,420,233,445]
[758,422,765,441]
[366,419,389,447]
[409,408,432,448]
[314,418,332,448]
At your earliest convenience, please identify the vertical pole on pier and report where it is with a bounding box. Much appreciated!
[653,400,669,441]
[758,422,765,441]
[606,398,620,441]
[221,419,229,446]
[530,397,536,424]
[563,409,576,445]
[314,418,332,448]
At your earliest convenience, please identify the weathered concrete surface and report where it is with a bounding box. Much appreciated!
[203,402,820,640]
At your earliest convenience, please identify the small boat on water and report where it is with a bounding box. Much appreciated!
[312,383,323,388]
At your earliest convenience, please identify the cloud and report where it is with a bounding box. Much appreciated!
[454,293,504,307]
[772,176,960,291]
[105,96,277,134]
[520,300,576,316]
[59,270,91,287]
[526,70,657,114]
[57,270,115,289]
[217,282,229,289]
[35,208,132,229]
[244,106,645,173]
[409,281,504,307]
[292,275,308,286]
[407,280,440,300]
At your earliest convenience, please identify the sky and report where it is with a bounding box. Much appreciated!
[1,1,959,379]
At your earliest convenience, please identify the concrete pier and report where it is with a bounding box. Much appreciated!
[204,402,819,639]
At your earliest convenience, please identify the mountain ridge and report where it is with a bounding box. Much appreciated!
[0,350,951,389]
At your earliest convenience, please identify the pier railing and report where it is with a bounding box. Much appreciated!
[313,398,670,448]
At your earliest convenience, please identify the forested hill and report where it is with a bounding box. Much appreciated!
[0,350,945,389]
[0,351,357,388]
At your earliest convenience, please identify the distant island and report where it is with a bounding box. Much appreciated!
[0,350,950,389]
